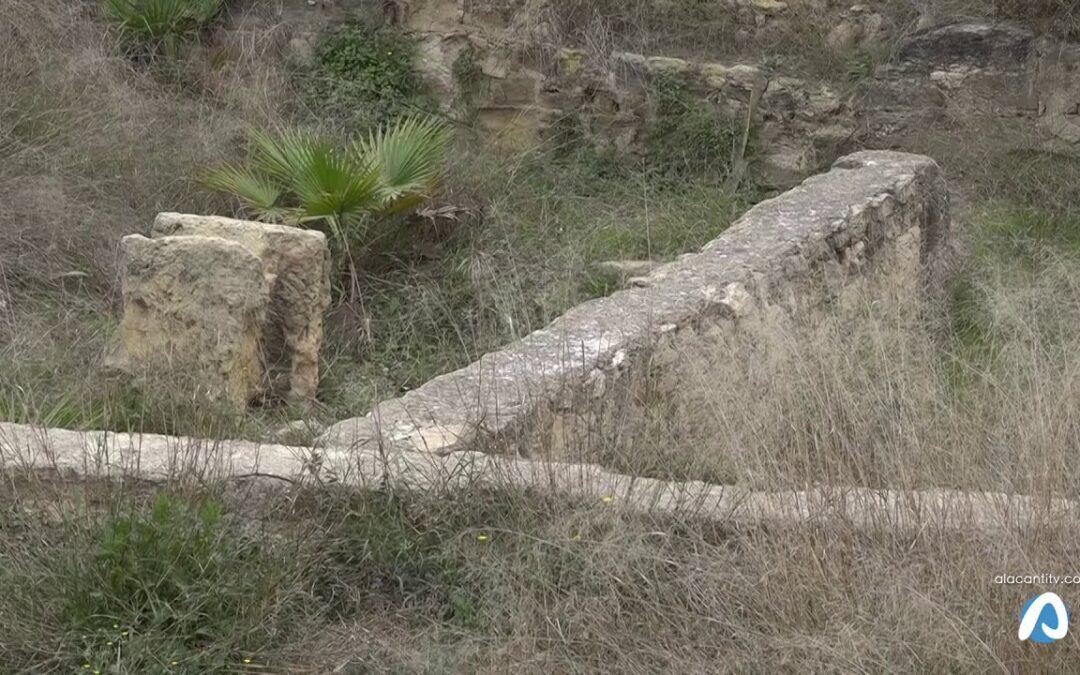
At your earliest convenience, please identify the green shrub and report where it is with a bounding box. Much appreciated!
[305,22,432,131]
[60,494,295,671]
[102,0,223,54]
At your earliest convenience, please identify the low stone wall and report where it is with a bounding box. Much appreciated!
[323,150,950,457]
[2,421,1073,533]
[0,150,973,525]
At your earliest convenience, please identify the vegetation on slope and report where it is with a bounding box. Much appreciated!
[0,0,756,435]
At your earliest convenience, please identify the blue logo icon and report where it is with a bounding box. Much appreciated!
[1019,592,1069,643]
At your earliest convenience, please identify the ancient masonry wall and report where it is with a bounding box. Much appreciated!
[321,150,949,456]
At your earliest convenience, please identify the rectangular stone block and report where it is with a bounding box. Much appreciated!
[151,213,332,402]
[117,234,268,409]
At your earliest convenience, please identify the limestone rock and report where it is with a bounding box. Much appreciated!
[477,106,554,149]
[487,71,540,105]
[594,260,662,278]
[1035,41,1080,147]
[725,64,766,91]
[559,48,586,77]
[151,213,332,402]
[827,6,888,53]
[899,22,1034,69]
[270,418,326,446]
[1040,87,1080,145]
[699,63,730,89]
[827,19,863,53]
[646,56,691,75]
[760,140,816,189]
[480,48,511,78]
[415,34,473,101]
[116,234,268,410]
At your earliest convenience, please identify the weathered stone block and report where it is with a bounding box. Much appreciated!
[477,106,555,149]
[151,213,332,402]
[116,234,268,409]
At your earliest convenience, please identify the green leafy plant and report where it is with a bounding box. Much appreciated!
[304,22,432,131]
[101,0,223,53]
[62,494,291,670]
[203,116,449,243]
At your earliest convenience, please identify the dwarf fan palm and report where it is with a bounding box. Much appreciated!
[201,116,450,297]
[203,117,449,241]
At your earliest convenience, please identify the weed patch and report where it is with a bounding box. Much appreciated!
[648,73,744,181]
[102,0,223,56]
[0,492,303,672]
[303,22,434,132]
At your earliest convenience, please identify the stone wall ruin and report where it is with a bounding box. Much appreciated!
[323,150,951,462]
[7,151,950,512]
[276,1,1080,187]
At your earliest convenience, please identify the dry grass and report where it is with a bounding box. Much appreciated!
[3,470,1080,672]
[528,0,923,80]
[569,245,1080,495]
[0,0,297,435]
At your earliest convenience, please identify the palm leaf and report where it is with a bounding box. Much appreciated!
[354,116,450,211]
[200,164,286,222]
[102,0,222,44]
[247,128,327,187]
[290,145,381,230]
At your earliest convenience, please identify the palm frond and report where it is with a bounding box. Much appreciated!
[102,0,222,44]
[290,145,381,230]
[247,128,328,188]
[198,118,447,246]
[200,164,285,222]
[354,116,450,211]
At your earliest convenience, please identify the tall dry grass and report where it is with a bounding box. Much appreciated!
[0,0,288,293]
[0,0,297,435]
[3,464,1080,672]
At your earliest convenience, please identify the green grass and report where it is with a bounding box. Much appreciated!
[648,72,745,181]
[1,491,302,672]
[943,199,1080,361]
[0,483,576,672]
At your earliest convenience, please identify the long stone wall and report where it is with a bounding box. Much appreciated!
[3,420,1075,533]
[322,150,950,457]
